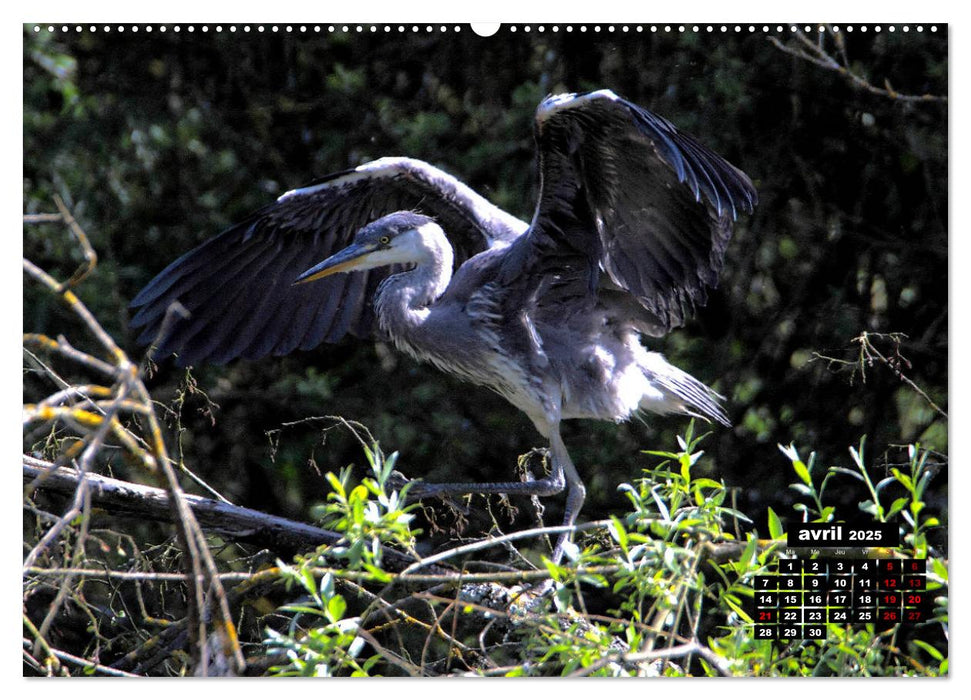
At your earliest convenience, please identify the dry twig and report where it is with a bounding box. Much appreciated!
[23,204,244,675]
[768,26,947,103]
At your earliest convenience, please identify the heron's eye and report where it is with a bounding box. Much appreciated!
[379,235,391,245]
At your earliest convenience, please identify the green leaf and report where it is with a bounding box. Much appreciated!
[723,595,752,622]
[912,639,944,662]
[829,467,865,482]
[767,507,784,540]
[741,533,759,566]
[789,484,814,497]
[279,604,328,617]
[792,458,812,486]
[326,595,347,623]
[679,453,692,483]
[324,472,346,498]
[609,516,629,551]
[891,468,913,491]
[886,497,909,519]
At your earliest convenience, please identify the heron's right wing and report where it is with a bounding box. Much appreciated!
[130,157,527,365]
[499,90,757,331]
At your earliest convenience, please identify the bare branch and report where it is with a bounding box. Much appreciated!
[22,638,142,678]
[769,27,947,103]
[25,456,340,556]
[811,331,947,420]
[52,194,98,290]
[24,203,246,674]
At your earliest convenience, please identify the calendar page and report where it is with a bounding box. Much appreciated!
[23,17,948,679]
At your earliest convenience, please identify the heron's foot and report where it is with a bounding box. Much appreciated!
[516,448,551,484]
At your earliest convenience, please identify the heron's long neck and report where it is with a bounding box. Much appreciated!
[374,225,454,342]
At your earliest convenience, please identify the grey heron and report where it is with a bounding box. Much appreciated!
[131,89,756,563]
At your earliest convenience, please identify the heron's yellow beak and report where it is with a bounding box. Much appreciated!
[294,243,377,285]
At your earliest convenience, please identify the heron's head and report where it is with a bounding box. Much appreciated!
[294,211,442,285]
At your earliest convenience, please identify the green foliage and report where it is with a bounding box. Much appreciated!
[711,440,951,677]
[263,442,416,676]
[266,568,377,677]
[626,422,747,537]
[258,429,946,677]
[778,439,943,554]
[24,28,81,117]
[310,442,417,572]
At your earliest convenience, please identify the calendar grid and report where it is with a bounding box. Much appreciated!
[751,558,929,639]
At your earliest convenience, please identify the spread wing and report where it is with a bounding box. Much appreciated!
[499,89,757,331]
[130,157,527,365]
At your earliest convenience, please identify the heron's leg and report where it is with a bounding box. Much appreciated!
[548,427,586,564]
[393,425,585,565]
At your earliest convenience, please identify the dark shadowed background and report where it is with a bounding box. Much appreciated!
[23,25,948,555]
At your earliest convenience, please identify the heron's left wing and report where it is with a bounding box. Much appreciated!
[130,157,527,365]
[503,90,757,330]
